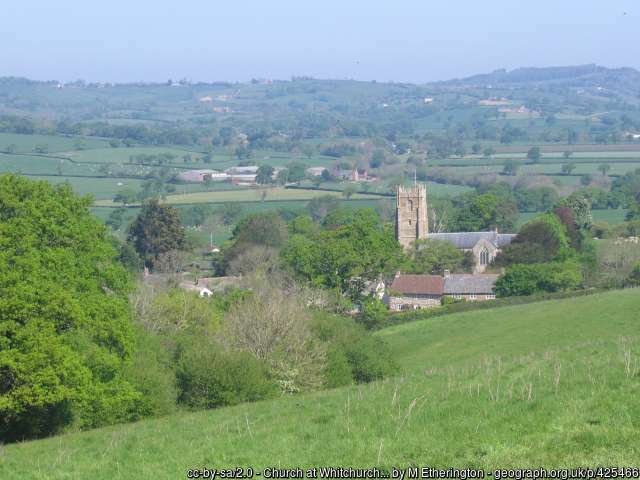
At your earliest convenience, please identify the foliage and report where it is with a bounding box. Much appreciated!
[355,297,388,330]
[221,279,326,393]
[128,200,185,268]
[495,213,570,266]
[495,261,582,297]
[312,311,398,385]
[176,340,275,409]
[453,193,518,232]
[281,209,405,296]
[628,263,640,286]
[0,175,139,440]
[409,239,469,274]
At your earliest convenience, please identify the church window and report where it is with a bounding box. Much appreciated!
[480,248,490,266]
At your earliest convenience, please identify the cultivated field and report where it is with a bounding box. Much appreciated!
[3,289,638,477]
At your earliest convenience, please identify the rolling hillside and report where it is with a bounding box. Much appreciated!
[2,289,639,477]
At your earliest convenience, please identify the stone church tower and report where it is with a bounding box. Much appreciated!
[396,184,428,249]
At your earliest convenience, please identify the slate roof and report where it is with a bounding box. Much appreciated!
[443,274,499,294]
[390,274,444,295]
[427,232,516,250]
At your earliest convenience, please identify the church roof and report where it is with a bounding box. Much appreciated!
[443,274,499,294]
[390,274,444,295]
[427,232,516,249]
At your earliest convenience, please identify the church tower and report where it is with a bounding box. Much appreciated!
[396,184,428,249]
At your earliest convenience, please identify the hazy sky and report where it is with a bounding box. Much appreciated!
[2,0,637,83]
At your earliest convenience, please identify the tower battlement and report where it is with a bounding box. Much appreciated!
[395,184,428,249]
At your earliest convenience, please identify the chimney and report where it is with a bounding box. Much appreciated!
[395,271,401,279]
[443,269,451,278]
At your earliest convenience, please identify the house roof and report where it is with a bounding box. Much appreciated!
[427,232,516,250]
[443,274,499,294]
[390,274,444,295]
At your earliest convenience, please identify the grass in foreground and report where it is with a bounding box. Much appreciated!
[1,290,639,477]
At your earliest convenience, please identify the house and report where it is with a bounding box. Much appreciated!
[385,271,499,311]
[442,271,498,301]
[387,273,444,311]
[426,231,516,273]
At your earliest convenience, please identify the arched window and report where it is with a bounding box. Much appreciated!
[408,199,413,211]
[480,248,490,266]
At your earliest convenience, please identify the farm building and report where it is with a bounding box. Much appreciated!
[306,166,327,177]
[386,271,499,311]
[177,169,227,183]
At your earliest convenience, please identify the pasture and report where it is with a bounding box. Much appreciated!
[2,289,638,476]
[93,187,385,206]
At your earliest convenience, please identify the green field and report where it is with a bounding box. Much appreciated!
[0,132,110,153]
[94,187,386,206]
[2,289,638,476]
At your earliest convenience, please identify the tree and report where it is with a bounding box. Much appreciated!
[495,261,582,297]
[342,185,357,200]
[114,188,138,206]
[282,209,404,296]
[503,160,519,176]
[471,143,482,155]
[580,174,593,186]
[285,162,307,183]
[307,195,341,221]
[494,213,570,267]
[598,164,611,176]
[482,147,495,159]
[256,164,274,184]
[561,163,576,175]
[410,239,468,274]
[526,146,542,163]
[128,199,186,268]
[563,151,573,160]
[0,175,139,440]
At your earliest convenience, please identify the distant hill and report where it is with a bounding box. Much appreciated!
[2,289,639,476]
[438,63,640,90]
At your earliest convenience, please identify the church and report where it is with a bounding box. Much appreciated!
[395,184,516,273]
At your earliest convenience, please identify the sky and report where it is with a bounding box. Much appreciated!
[1,0,637,84]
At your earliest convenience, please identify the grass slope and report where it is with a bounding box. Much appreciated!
[2,290,639,477]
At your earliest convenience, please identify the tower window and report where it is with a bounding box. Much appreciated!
[408,199,413,211]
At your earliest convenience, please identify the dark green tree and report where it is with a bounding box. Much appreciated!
[128,199,185,268]
[256,164,274,184]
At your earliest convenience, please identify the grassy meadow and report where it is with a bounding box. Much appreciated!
[2,289,639,477]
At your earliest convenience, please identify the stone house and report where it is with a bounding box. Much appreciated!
[442,271,498,301]
[387,273,444,311]
[386,272,499,310]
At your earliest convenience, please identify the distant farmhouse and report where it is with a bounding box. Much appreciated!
[395,184,515,273]
[388,271,499,311]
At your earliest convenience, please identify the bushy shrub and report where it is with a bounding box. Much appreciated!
[495,261,582,297]
[356,298,388,329]
[176,339,275,409]
[343,336,397,383]
[628,263,640,286]
[125,327,178,418]
[312,311,398,385]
